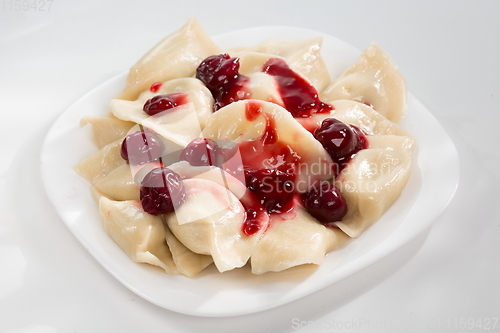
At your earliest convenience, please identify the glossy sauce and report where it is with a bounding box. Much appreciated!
[262,58,333,117]
[241,200,267,236]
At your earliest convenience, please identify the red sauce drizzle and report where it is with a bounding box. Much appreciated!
[149,82,163,93]
[142,93,190,116]
[262,58,333,118]
[241,199,267,236]
[237,106,300,235]
[244,102,279,146]
[245,100,263,121]
[197,54,333,121]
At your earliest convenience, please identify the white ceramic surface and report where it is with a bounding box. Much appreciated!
[39,27,459,317]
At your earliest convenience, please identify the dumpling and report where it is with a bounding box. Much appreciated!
[168,161,247,200]
[163,225,213,278]
[324,100,410,136]
[80,114,135,149]
[246,71,283,105]
[293,100,415,237]
[202,100,335,191]
[98,197,178,275]
[368,135,415,151]
[201,99,267,142]
[250,206,350,274]
[98,192,212,277]
[165,178,269,272]
[333,149,413,237]
[230,51,277,76]
[93,164,140,201]
[222,51,328,110]
[279,37,330,92]
[220,52,286,106]
[110,78,215,147]
[90,186,106,203]
[74,140,125,182]
[117,18,221,101]
[320,43,407,123]
[230,37,331,91]
[134,77,214,126]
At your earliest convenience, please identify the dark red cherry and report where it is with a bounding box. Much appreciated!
[196,54,240,89]
[244,168,295,214]
[302,182,347,223]
[139,167,185,215]
[196,54,250,110]
[120,128,163,165]
[143,93,188,116]
[179,138,219,166]
[314,118,359,159]
[180,138,240,167]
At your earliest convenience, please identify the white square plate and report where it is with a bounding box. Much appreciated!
[40,26,459,317]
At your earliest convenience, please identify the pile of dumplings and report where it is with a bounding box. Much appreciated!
[75,19,415,277]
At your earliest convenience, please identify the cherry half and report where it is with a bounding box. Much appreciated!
[196,54,240,89]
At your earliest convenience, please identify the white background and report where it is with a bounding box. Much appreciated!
[1,1,499,332]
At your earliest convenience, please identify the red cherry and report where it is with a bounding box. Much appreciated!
[196,54,250,110]
[139,167,185,215]
[143,93,188,116]
[179,138,219,167]
[180,138,240,167]
[302,182,347,223]
[120,128,163,165]
[196,54,240,89]
[314,118,359,159]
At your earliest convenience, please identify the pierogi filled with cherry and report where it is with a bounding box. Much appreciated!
[75,19,414,276]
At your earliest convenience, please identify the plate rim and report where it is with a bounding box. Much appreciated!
[39,25,460,317]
